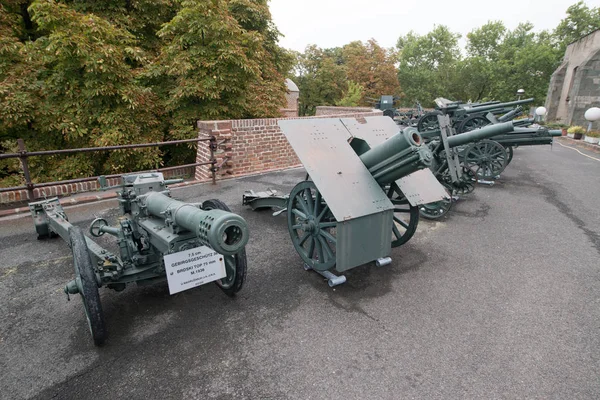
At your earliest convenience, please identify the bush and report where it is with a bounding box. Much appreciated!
[546,122,568,129]
[567,126,586,134]
[585,130,600,138]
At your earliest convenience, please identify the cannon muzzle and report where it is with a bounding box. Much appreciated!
[549,129,562,137]
[144,192,249,256]
[445,121,515,148]
[358,129,433,185]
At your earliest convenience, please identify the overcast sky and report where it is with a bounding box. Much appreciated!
[269,0,590,52]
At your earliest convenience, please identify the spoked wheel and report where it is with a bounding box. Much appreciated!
[504,146,514,166]
[69,227,106,346]
[385,183,420,247]
[419,183,453,219]
[440,164,476,195]
[201,199,248,297]
[287,181,337,272]
[417,111,443,132]
[457,115,490,133]
[463,139,508,180]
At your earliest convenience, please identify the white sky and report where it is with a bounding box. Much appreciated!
[269,0,591,52]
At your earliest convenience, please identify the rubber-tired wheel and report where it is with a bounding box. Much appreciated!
[463,139,508,180]
[417,111,443,132]
[201,199,247,297]
[69,227,106,346]
[385,183,420,247]
[287,181,337,272]
[419,183,453,219]
[457,115,490,133]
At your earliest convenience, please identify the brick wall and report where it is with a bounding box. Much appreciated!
[196,109,384,179]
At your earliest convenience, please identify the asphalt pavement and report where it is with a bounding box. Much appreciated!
[1,142,599,400]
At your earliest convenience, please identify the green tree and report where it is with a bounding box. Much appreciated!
[491,23,561,102]
[396,25,462,106]
[295,45,347,115]
[336,81,364,107]
[554,1,600,51]
[1,0,164,185]
[342,39,400,105]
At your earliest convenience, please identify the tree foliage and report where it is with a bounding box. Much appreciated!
[336,81,364,107]
[553,1,600,51]
[294,39,400,115]
[396,25,461,107]
[0,0,291,186]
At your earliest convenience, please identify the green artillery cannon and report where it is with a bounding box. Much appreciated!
[468,126,562,169]
[243,116,448,286]
[417,97,535,133]
[398,116,516,218]
[29,173,249,345]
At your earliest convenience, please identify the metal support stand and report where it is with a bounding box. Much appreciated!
[478,180,495,186]
[304,264,346,287]
[375,257,392,267]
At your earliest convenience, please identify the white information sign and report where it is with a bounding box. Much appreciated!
[164,245,226,295]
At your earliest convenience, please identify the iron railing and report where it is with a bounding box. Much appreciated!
[0,136,228,199]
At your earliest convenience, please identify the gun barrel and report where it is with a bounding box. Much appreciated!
[446,121,515,148]
[549,129,562,137]
[497,106,523,122]
[359,130,433,185]
[513,118,534,127]
[464,98,534,113]
[145,192,249,256]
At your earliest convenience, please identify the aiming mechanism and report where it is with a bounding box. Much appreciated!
[244,116,450,287]
[29,173,249,345]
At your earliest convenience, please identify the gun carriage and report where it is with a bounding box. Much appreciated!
[29,173,249,345]
[417,97,535,133]
[378,116,516,219]
[243,116,448,287]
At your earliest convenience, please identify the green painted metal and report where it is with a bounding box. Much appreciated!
[417,97,534,132]
[270,116,451,278]
[359,130,433,185]
[29,172,249,345]
[445,121,514,148]
[491,127,560,147]
[144,191,248,256]
[462,139,509,180]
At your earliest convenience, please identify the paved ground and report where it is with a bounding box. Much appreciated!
[1,143,599,400]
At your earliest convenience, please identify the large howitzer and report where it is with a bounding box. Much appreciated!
[243,116,448,286]
[417,97,535,133]
[29,173,249,345]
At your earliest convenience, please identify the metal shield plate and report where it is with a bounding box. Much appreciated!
[278,118,393,221]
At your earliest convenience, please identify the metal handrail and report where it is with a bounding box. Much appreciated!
[0,136,224,199]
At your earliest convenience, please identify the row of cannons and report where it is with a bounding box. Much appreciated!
[28,114,560,345]
[374,94,538,134]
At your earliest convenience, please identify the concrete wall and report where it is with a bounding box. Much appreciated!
[546,29,600,128]
[195,109,384,180]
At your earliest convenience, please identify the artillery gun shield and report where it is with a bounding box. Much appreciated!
[278,118,394,222]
